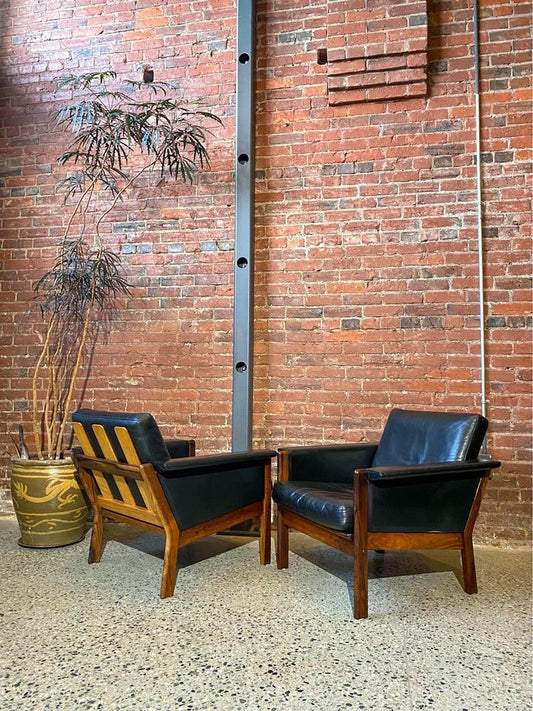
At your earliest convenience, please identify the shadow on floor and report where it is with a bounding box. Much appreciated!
[98,520,466,588]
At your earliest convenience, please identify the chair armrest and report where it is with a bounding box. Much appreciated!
[155,449,277,476]
[278,443,379,483]
[364,458,501,484]
[164,438,195,458]
[71,448,145,479]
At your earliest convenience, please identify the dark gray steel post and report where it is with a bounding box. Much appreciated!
[232,0,256,451]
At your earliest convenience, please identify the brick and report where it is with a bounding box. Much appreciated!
[0,0,530,547]
[327,58,366,75]
[366,55,407,72]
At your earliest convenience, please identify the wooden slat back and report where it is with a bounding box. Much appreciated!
[92,424,117,461]
[73,452,163,528]
[92,473,114,500]
[72,422,96,456]
[89,424,138,507]
[72,421,114,499]
[113,426,158,513]
[114,426,141,465]
[73,420,159,517]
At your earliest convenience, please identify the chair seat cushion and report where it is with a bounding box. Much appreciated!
[273,481,353,532]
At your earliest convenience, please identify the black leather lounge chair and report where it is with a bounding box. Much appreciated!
[72,409,275,598]
[273,408,501,618]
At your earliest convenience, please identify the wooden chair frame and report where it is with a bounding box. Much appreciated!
[72,422,271,598]
[275,449,494,619]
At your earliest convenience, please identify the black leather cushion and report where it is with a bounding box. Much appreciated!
[372,408,487,467]
[273,481,354,532]
[72,409,170,464]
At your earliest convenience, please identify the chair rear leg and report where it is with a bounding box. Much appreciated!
[160,526,180,599]
[260,499,271,566]
[276,508,289,569]
[461,533,478,594]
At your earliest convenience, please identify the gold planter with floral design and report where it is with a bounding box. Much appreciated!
[11,457,88,547]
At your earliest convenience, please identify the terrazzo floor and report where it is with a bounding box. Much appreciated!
[0,514,531,711]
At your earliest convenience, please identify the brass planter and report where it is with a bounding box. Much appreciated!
[10,457,88,548]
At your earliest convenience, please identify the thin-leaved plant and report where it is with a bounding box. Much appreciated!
[29,70,221,459]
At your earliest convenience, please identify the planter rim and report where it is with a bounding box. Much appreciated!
[11,455,72,464]
[11,456,74,466]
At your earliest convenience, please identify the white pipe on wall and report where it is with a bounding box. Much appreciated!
[473,0,488,446]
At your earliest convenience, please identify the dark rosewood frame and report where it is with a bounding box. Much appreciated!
[275,449,493,619]
[72,437,271,599]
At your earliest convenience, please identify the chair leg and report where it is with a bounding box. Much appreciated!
[353,546,368,619]
[160,525,180,599]
[276,508,289,569]
[461,533,478,594]
[353,470,369,619]
[260,499,271,566]
[88,506,105,564]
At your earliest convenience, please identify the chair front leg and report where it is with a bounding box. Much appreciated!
[78,468,105,564]
[276,507,289,569]
[353,469,369,619]
[460,474,489,595]
[160,521,180,599]
[88,505,105,564]
[461,533,478,594]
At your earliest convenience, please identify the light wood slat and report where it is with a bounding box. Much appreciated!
[100,498,162,527]
[73,423,114,498]
[111,477,137,507]
[91,425,137,507]
[114,427,141,465]
[72,422,96,456]
[113,426,157,511]
[135,480,157,512]
[92,424,117,461]
[93,472,114,499]
[98,509,164,536]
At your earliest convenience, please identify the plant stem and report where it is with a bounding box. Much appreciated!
[32,313,57,460]
[61,180,96,244]
[54,282,96,458]
[48,328,68,459]
[43,340,54,458]
[94,160,157,238]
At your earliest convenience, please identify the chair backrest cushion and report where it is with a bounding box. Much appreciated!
[72,409,170,464]
[372,408,488,467]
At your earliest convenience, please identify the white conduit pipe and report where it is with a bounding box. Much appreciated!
[473,0,488,451]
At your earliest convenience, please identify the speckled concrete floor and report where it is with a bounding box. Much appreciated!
[0,514,531,711]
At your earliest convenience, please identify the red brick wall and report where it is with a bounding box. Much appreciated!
[1,0,531,545]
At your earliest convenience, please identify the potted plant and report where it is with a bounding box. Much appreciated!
[11,70,221,547]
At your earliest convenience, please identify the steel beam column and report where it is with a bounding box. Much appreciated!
[231,0,256,451]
